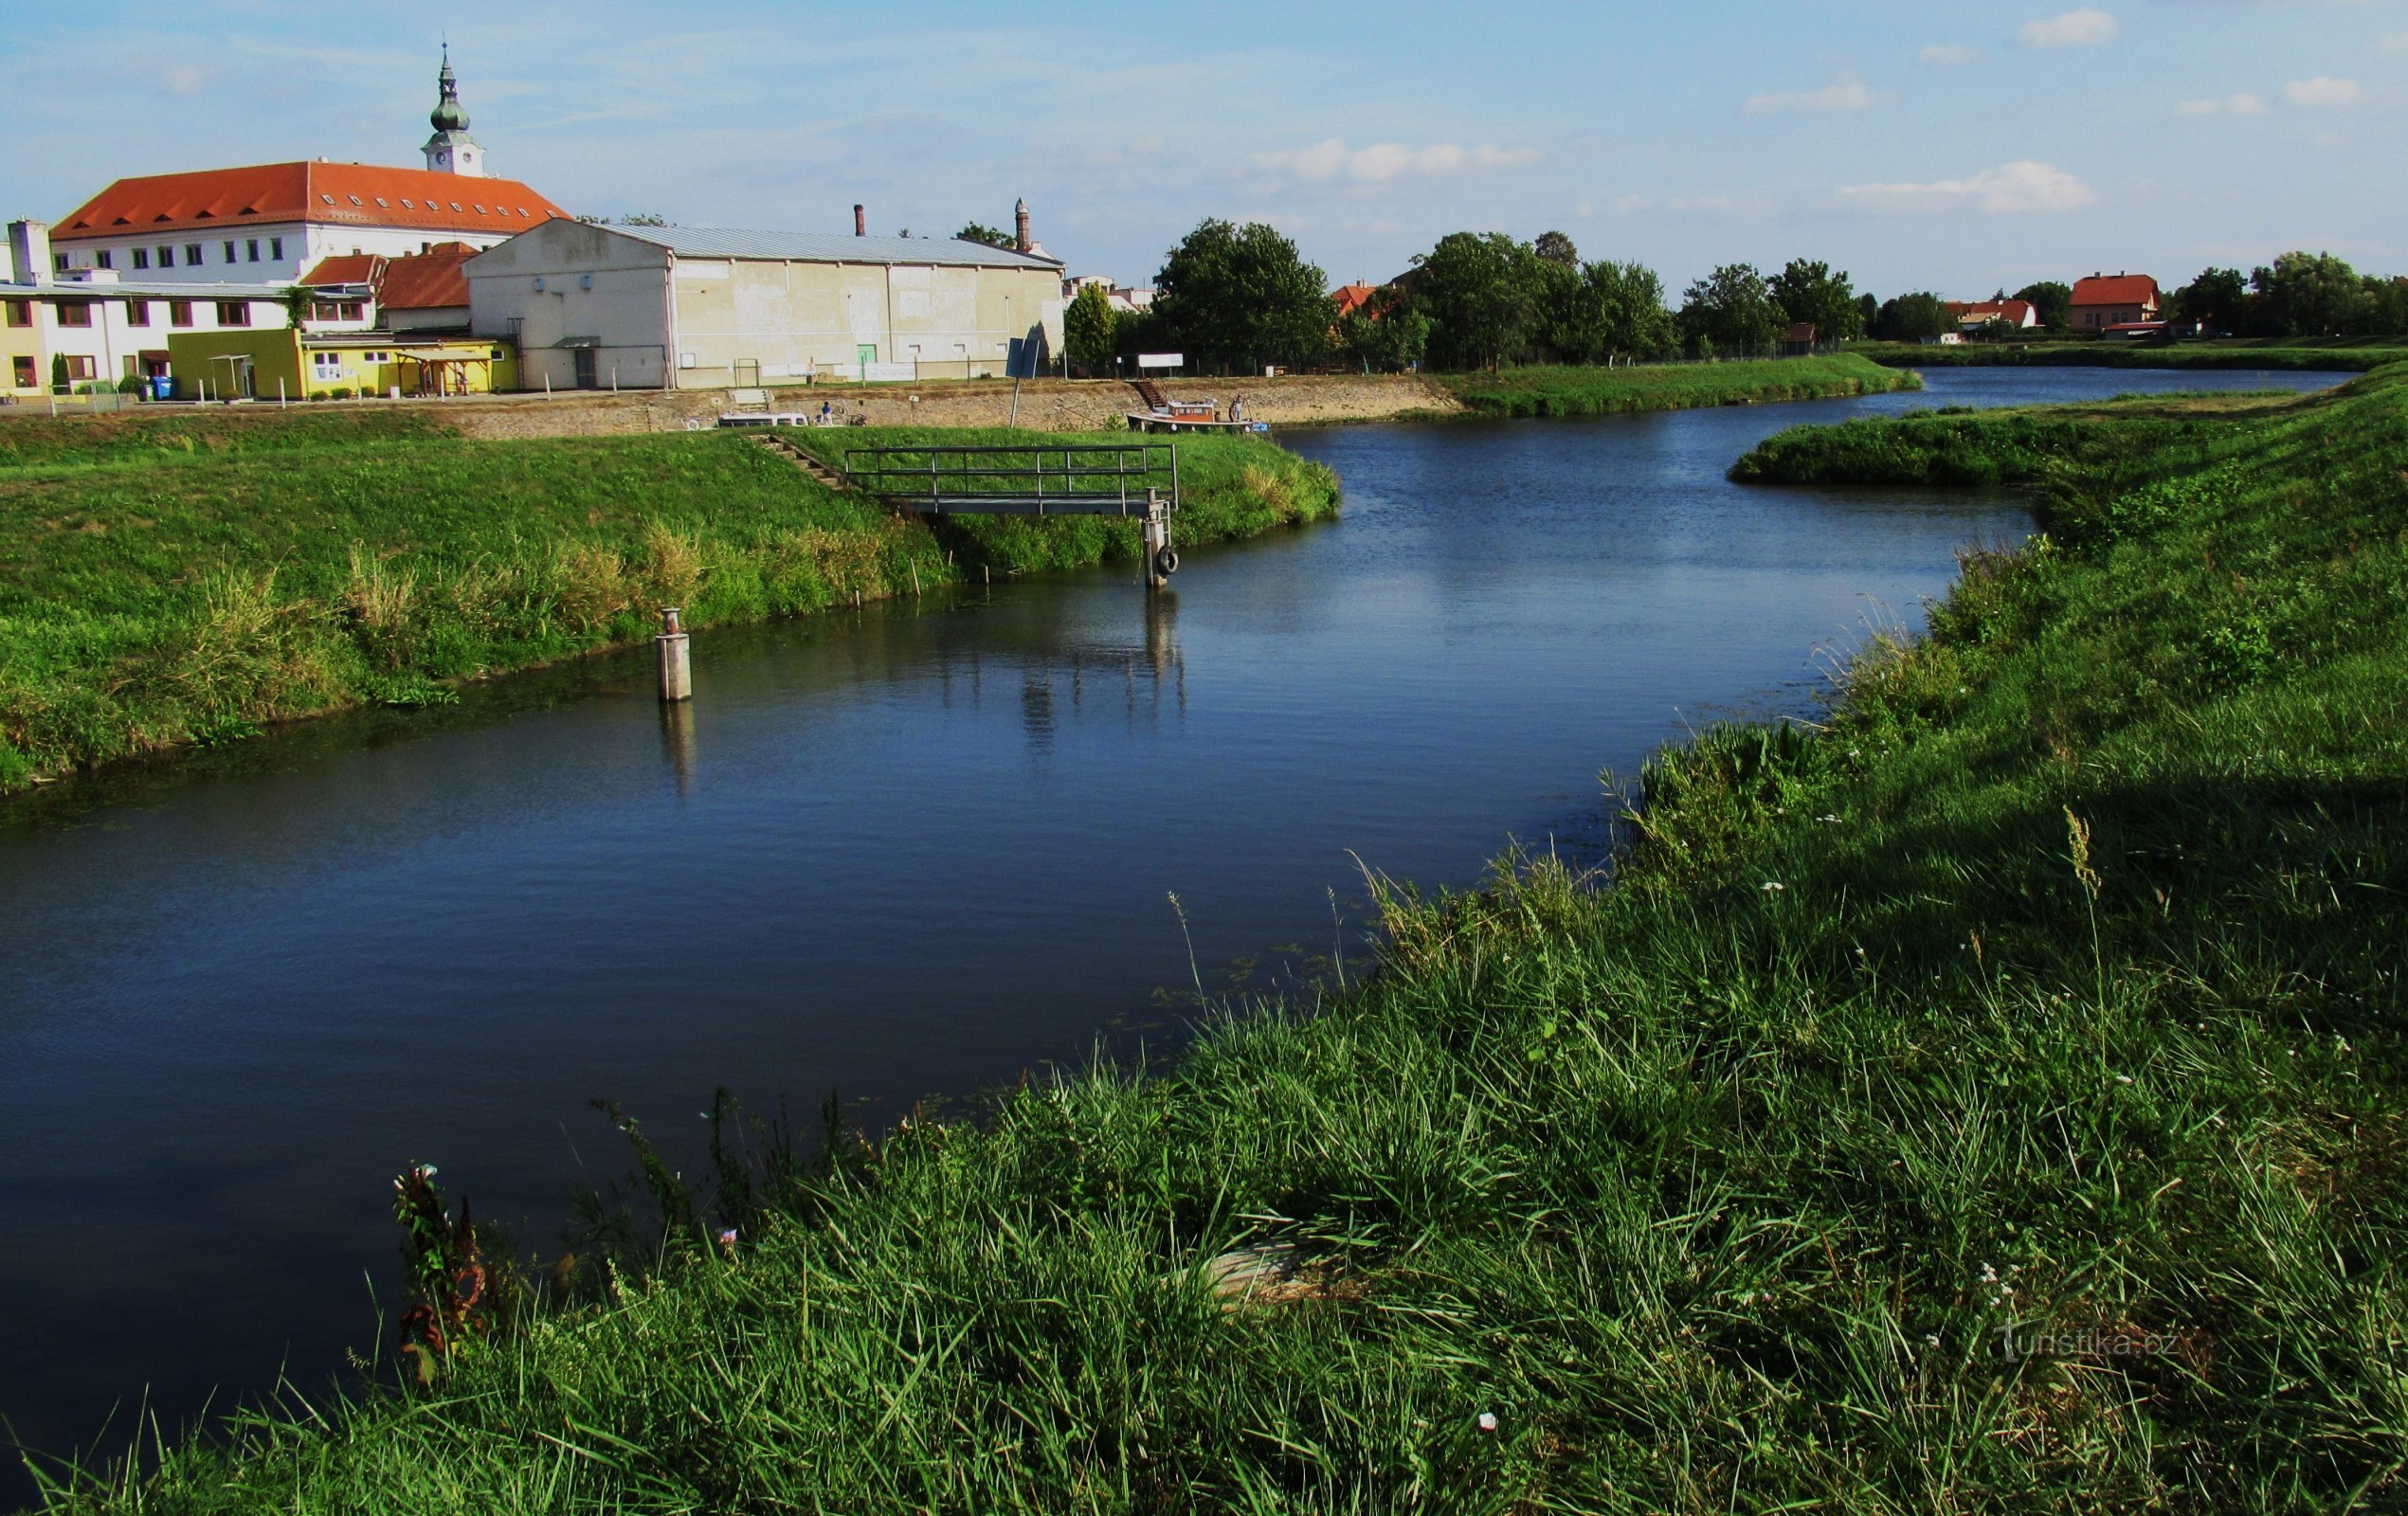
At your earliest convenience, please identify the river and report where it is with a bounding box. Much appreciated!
[0,367,2338,1495]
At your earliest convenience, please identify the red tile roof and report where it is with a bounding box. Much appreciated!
[1956,299,2037,325]
[300,254,382,287]
[53,162,568,243]
[376,243,474,310]
[2071,274,2158,308]
[1331,283,1381,318]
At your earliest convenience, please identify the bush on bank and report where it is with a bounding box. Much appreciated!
[36,369,2408,1511]
[1436,352,1919,417]
[0,421,1335,791]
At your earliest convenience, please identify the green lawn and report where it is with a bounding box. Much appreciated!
[39,369,2408,1511]
[0,418,1335,790]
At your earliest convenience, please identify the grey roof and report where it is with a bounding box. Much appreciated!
[607,225,1061,271]
[6,278,291,299]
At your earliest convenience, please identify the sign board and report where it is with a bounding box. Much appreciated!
[1136,353,1183,370]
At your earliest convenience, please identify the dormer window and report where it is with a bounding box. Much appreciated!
[374,198,389,208]
[401,199,415,209]
[348,195,363,207]
[474,205,487,215]
[320,194,335,205]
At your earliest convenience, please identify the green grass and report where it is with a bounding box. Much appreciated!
[33,367,2408,1511]
[1850,340,2408,371]
[1434,353,1921,417]
[0,420,1335,791]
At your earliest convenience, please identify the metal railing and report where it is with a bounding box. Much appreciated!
[838,442,1178,515]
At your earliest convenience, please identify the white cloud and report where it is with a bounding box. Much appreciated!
[1252,136,1536,184]
[2019,9,2118,47]
[2283,77,2361,108]
[2176,92,2267,117]
[1919,45,1975,65]
[1744,80,1878,114]
[1839,159,2097,214]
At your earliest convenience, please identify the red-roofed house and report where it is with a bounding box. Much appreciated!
[43,53,566,288]
[1331,283,1381,319]
[2070,273,2160,331]
[1949,298,2038,332]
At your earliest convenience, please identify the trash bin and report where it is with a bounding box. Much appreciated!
[149,374,174,402]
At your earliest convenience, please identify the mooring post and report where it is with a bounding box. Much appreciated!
[656,605,692,703]
[1142,489,1173,590]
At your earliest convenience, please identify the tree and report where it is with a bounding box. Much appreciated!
[2251,251,2369,337]
[1412,232,1547,370]
[1151,218,1333,370]
[1856,291,1881,335]
[2364,276,2408,337]
[2012,280,2073,333]
[1584,261,1676,362]
[1768,259,1863,342]
[1679,263,1782,356]
[1873,292,1953,342]
[1533,230,1581,269]
[1064,283,1116,373]
[2168,267,2248,333]
[1336,289,1432,372]
[49,352,68,393]
[956,222,1015,249]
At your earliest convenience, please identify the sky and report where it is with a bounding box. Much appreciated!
[1,0,2400,299]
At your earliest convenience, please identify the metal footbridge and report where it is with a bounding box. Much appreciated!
[839,442,1184,584]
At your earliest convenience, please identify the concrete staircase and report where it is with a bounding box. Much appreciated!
[750,432,852,491]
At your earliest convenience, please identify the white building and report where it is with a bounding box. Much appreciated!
[465,220,1066,391]
[42,52,567,287]
[5,221,289,394]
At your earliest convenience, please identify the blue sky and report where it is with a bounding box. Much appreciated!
[2,1,2399,298]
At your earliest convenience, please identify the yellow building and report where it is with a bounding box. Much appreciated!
[168,328,515,400]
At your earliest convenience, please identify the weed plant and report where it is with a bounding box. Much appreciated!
[30,368,2408,1511]
[0,423,1334,790]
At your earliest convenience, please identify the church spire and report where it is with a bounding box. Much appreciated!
[423,45,487,176]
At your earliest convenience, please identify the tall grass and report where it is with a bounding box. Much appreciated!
[0,424,1335,790]
[1438,353,1919,417]
[32,360,2408,1511]
[1849,340,2408,371]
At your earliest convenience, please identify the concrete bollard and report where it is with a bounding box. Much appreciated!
[656,606,692,702]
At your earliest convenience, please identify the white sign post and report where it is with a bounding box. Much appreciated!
[1135,353,1183,371]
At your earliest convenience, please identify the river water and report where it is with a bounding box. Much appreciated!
[0,367,2336,1491]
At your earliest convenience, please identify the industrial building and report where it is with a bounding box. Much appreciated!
[463,209,1066,391]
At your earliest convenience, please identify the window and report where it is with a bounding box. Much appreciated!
[222,241,236,262]
[156,244,173,267]
[62,354,96,382]
[269,236,284,260]
[245,239,260,262]
[401,199,414,209]
[56,300,92,328]
[360,351,389,364]
[347,195,362,207]
[125,299,150,327]
[52,253,66,272]
[133,247,151,270]
[215,301,252,326]
[374,197,389,208]
[95,249,114,270]
[10,356,32,389]
[169,300,194,328]
[311,352,345,380]
[4,299,27,328]
[183,244,204,266]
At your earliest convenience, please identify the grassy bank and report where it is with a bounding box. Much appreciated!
[0,416,1335,791]
[40,372,2408,1510]
[1435,352,1918,417]
[1851,339,2408,371]
[1726,388,2333,489]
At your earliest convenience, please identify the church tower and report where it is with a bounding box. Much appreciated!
[422,45,487,177]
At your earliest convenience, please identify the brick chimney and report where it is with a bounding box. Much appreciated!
[854,204,865,238]
[1014,198,1032,254]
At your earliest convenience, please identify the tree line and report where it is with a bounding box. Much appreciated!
[1054,219,2408,376]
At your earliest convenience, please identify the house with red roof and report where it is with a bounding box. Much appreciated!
[1948,298,2038,333]
[41,51,565,289]
[2070,273,2160,331]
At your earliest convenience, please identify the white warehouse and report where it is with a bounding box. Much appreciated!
[463,220,1066,391]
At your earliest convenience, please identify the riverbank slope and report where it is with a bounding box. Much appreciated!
[1852,337,2408,370]
[42,370,2408,1510]
[0,418,1336,791]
